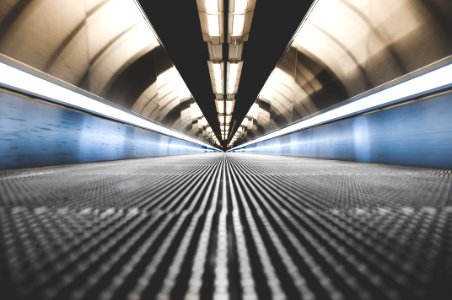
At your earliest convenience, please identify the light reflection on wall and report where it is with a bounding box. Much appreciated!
[132,67,191,123]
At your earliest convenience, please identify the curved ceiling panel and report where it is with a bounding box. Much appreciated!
[231,0,452,147]
[0,0,216,145]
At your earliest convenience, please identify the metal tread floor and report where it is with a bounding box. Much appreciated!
[0,153,451,300]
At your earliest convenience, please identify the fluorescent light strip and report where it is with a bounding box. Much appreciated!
[225,100,234,114]
[0,62,217,150]
[233,63,452,150]
[205,0,219,13]
[232,14,245,36]
[233,0,248,13]
[206,14,220,37]
[227,62,243,94]
[208,61,224,94]
[216,99,225,114]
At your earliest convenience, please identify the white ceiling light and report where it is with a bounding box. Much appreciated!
[233,0,248,13]
[228,0,255,41]
[196,0,224,43]
[215,99,225,114]
[231,15,246,36]
[205,0,220,13]
[226,61,243,94]
[207,61,224,94]
[207,15,221,36]
[225,100,235,114]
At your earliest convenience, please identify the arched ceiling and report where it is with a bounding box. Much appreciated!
[2,0,450,149]
[231,0,452,147]
[138,0,313,148]
[0,0,221,146]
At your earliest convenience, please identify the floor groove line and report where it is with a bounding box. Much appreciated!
[0,153,451,299]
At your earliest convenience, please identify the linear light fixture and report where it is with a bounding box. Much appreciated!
[232,62,452,150]
[225,100,235,114]
[0,61,217,150]
[207,15,221,36]
[215,99,225,114]
[228,0,255,41]
[232,15,245,36]
[233,0,248,13]
[219,114,232,124]
[226,61,243,94]
[196,0,257,144]
[196,1,257,144]
[207,61,224,94]
[197,0,224,43]
[218,115,226,124]
[205,0,220,13]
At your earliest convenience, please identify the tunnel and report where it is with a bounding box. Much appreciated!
[0,1,452,299]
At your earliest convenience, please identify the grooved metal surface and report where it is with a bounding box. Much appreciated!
[1,153,452,300]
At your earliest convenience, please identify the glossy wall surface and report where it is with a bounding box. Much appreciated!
[235,89,452,169]
[0,90,209,170]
